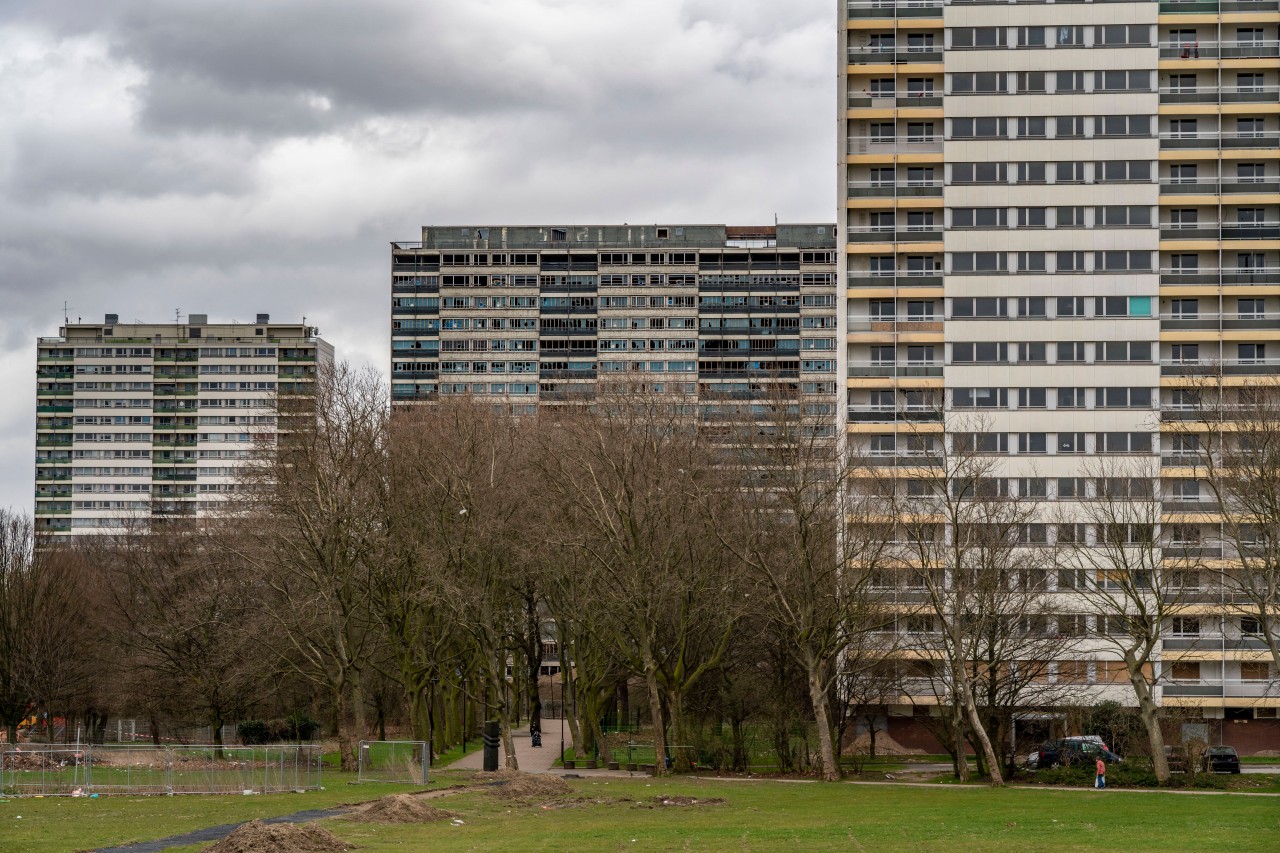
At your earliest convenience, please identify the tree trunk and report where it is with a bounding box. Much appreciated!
[950,706,969,781]
[642,645,669,776]
[806,663,841,781]
[211,710,225,759]
[1130,669,1170,782]
[957,676,1004,786]
[335,686,357,771]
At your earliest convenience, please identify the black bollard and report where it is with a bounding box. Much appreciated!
[483,720,500,772]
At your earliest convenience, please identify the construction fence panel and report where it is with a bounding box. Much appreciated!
[357,740,428,785]
[1,744,323,797]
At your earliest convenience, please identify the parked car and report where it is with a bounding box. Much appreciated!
[1037,738,1122,769]
[1202,745,1241,774]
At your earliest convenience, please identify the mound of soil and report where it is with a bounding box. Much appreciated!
[346,794,459,824]
[204,820,353,853]
[484,769,572,802]
[638,795,726,808]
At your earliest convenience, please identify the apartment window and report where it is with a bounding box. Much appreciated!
[1098,341,1152,362]
[1096,251,1152,271]
[1057,388,1086,409]
[1018,162,1047,184]
[869,256,895,277]
[906,345,934,364]
[1237,207,1266,225]
[1011,208,1048,233]
[1238,252,1267,271]
[906,166,934,185]
[1095,295,1157,315]
[1018,71,1046,93]
[1239,343,1267,364]
[952,208,1007,229]
[1171,344,1199,363]
[1019,388,1047,408]
[869,167,895,187]
[1055,26,1084,46]
[870,78,895,96]
[1018,117,1047,138]
[1019,342,1048,363]
[1096,115,1151,138]
[906,122,936,142]
[1169,73,1198,93]
[1056,116,1085,139]
[952,72,1006,94]
[1237,28,1265,45]
[1017,252,1046,273]
[1056,71,1086,93]
[1054,208,1085,229]
[1097,206,1153,228]
[952,118,1007,139]
[1097,160,1151,183]
[954,388,1007,408]
[870,346,896,365]
[1058,432,1086,454]
[1239,298,1264,318]
[1020,478,1048,499]
[905,256,939,274]
[1057,296,1086,317]
[1237,73,1265,93]
[952,297,1006,318]
[1171,299,1199,318]
[1242,616,1262,636]
[953,27,1007,49]
[1097,70,1151,92]
[1170,163,1198,184]
[1020,433,1048,454]
[953,342,1009,363]
[1057,342,1086,362]
[870,211,895,232]
[1097,432,1153,453]
[869,33,895,52]
[1096,25,1151,46]
[1171,617,1201,637]
[955,432,1009,453]
[1011,299,1043,322]
[907,300,935,319]
[1018,27,1045,48]
[952,162,1007,184]
[1170,118,1198,139]
[1098,387,1153,409]
[869,300,895,320]
[1170,254,1199,273]
[951,252,1006,273]
[907,78,935,97]
[870,122,896,142]
[1238,162,1266,183]
[1056,162,1085,184]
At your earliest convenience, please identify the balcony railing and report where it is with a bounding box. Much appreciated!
[1161,358,1280,376]
[846,46,943,65]
[847,94,943,109]
[846,0,942,18]
[848,273,943,288]
[1160,131,1280,149]
[846,135,942,155]
[846,181,943,198]
[1159,41,1280,60]
[847,225,943,243]
[848,361,944,378]
[1160,223,1280,240]
[1159,86,1280,105]
[1160,179,1280,195]
[1164,681,1278,698]
[1161,312,1280,331]
[848,406,942,423]
[1159,268,1280,285]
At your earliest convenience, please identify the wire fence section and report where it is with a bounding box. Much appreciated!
[357,740,429,784]
[1,743,323,797]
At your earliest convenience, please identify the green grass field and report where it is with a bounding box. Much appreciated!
[2,771,1279,853]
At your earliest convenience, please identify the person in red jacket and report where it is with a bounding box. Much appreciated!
[1095,757,1107,789]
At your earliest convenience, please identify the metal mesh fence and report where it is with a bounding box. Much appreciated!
[356,740,428,784]
[1,744,323,797]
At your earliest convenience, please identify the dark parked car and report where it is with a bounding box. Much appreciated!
[1037,739,1122,768]
[1202,745,1241,774]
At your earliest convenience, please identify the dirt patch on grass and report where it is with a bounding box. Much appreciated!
[538,796,633,810]
[345,793,460,824]
[636,794,726,808]
[203,820,352,853]
[483,770,572,803]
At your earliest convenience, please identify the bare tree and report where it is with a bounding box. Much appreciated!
[231,362,386,770]
[535,384,740,775]
[0,511,92,745]
[1059,455,1194,782]
[714,387,894,780]
[1180,380,1280,687]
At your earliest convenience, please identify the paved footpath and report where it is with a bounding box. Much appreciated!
[449,724,561,773]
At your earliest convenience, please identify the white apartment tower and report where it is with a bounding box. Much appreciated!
[841,0,1279,734]
[35,314,332,536]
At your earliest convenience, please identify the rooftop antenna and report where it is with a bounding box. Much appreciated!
[62,301,69,324]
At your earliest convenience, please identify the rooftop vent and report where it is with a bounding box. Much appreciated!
[189,314,208,324]
[104,313,119,324]
[256,313,270,324]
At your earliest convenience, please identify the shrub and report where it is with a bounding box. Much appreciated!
[237,720,272,745]
[280,712,320,742]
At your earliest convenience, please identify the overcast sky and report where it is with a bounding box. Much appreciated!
[1,0,835,515]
